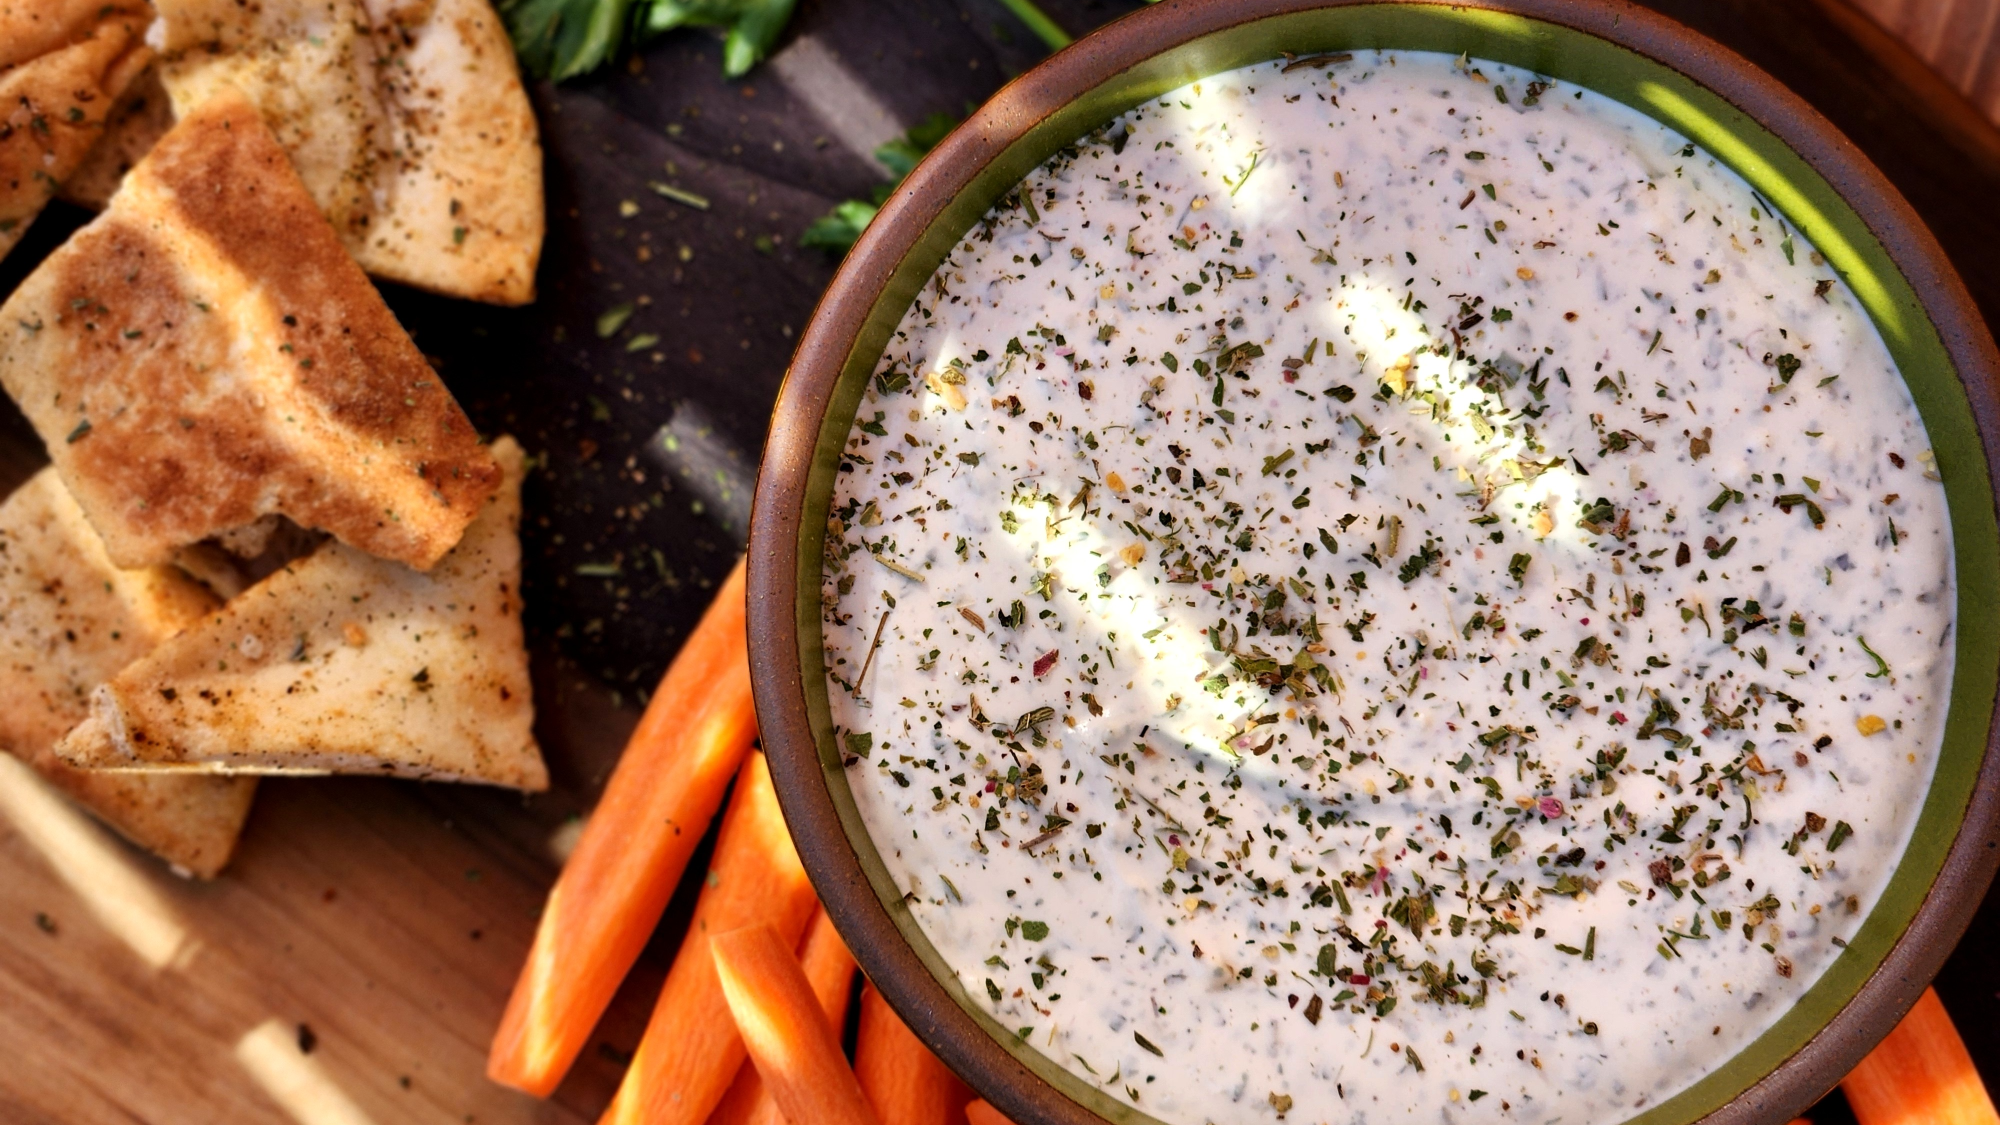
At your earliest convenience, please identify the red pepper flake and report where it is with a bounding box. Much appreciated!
[1609,712,1627,725]
[1033,649,1059,677]
[1349,974,1370,986]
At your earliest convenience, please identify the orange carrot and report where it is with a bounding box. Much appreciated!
[489,558,753,1096]
[710,922,881,1125]
[857,981,972,1125]
[965,1100,1017,1125]
[707,1067,765,1125]
[601,752,820,1125]
[1843,986,1999,1125]
[797,909,860,1018]
[710,910,858,1125]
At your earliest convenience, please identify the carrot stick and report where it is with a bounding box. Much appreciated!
[489,558,753,1097]
[710,910,858,1125]
[797,909,860,1023]
[857,981,972,1125]
[710,922,881,1125]
[965,1100,1017,1125]
[1843,986,1999,1125]
[707,1066,765,1125]
[601,752,820,1125]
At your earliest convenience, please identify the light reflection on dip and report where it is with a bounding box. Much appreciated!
[821,51,1953,1125]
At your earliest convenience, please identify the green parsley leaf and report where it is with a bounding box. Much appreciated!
[875,112,961,178]
[800,199,881,252]
[497,0,637,81]
[499,0,797,82]
[803,114,964,254]
[645,0,797,78]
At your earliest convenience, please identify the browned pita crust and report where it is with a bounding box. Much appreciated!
[58,437,545,791]
[0,88,501,572]
[0,468,256,878]
[0,2,153,261]
[155,0,543,305]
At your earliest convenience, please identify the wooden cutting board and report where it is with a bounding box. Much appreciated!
[0,684,655,1124]
[4,1,2000,1122]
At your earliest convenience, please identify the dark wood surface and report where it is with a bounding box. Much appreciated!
[0,1,1996,1121]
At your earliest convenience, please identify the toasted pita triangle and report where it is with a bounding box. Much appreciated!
[0,87,501,572]
[0,1,153,262]
[57,437,546,791]
[0,468,256,878]
[58,64,172,212]
[152,0,543,305]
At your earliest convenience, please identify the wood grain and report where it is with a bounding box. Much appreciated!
[0,769,591,1125]
[0,657,660,1125]
[1851,0,2000,121]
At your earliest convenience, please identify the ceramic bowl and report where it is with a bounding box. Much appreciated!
[747,3,2000,1122]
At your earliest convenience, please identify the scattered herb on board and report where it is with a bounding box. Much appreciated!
[648,182,711,211]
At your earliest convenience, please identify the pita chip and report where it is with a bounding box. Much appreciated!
[58,64,173,212]
[58,437,546,791]
[0,1,154,262]
[0,88,501,572]
[0,469,256,878]
[153,0,543,304]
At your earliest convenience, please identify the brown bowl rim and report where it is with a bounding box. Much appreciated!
[747,2,2000,1123]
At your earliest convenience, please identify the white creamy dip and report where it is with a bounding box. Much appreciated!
[821,52,1954,1125]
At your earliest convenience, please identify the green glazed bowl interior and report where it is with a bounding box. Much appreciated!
[748,3,2000,1124]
